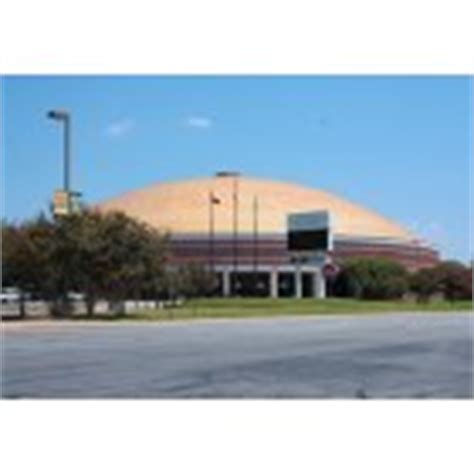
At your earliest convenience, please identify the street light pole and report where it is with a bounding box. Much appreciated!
[47,109,72,215]
[63,113,71,194]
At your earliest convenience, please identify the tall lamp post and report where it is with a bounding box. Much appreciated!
[47,109,72,215]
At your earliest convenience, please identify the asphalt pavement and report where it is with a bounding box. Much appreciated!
[2,312,472,398]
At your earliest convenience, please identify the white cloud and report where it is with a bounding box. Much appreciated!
[185,116,213,129]
[104,119,135,138]
[408,219,447,248]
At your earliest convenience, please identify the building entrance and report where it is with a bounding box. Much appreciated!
[231,272,270,297]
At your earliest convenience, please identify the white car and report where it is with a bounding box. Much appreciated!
[1,287,21,304]
[1,288,24,319]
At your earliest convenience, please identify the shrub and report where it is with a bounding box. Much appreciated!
[176,263,219,299]
[333,257,409,300]
[410,261,472,302]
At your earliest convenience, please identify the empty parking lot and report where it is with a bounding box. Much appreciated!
[2,312,472,398]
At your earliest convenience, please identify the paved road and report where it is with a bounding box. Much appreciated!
[2,313,472,398]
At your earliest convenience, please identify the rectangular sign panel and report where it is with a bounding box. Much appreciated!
[53,190,70,216]
[287,210,332,251]
[288,229,329,251]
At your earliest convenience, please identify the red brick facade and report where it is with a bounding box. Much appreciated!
[169,234,439,272]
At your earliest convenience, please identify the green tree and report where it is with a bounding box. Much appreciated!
[333,257,409,300]
[409,267,440,302]
[2,220,30,317]
[2,215,65,316]
[2,210,169,317]
[410,261,472,302]
[175,263,218,299]
[60,209,169,315]
[436,261,472,301]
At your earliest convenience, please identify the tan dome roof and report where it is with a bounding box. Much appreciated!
[98,175,414,240]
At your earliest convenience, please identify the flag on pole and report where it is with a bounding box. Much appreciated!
[210,193,221,204]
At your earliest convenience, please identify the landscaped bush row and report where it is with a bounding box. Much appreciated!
[331,257,472,301]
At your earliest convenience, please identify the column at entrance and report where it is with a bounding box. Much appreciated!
[295,263,303,299]
[270,268,279,298]
[222,269,231,297]
[313,269,326,299]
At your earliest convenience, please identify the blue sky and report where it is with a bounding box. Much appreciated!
[2,76,472,261]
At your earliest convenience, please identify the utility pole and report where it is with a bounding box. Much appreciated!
[47,109,73,216]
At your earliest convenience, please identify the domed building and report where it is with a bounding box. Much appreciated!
[99,173,438,298]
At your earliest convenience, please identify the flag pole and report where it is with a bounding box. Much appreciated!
[232,176,239,296]
[209,192,214,274]
[253,195,259,295]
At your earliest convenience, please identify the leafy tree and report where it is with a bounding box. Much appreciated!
[175,263,218,299]
[2,210,169,317]
[409,267,441,302]
[2,220,30,316]
[2,215,65,316]
[59,209,169,315]
[410,261,472,302]
[333,257,409,300]
[436,261,472,301]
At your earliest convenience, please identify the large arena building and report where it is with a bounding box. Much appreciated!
[99,173,439,298]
